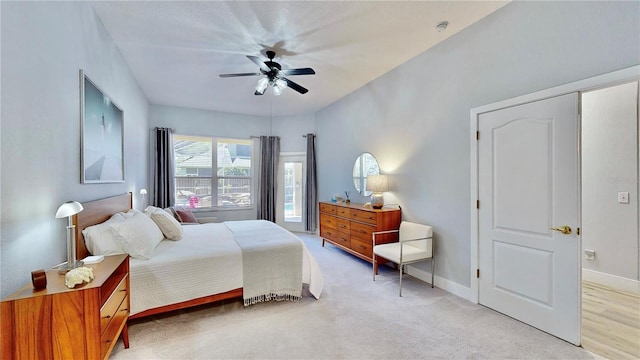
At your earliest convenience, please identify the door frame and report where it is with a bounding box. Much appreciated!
[276,151,307,232]
[469,66,640,339]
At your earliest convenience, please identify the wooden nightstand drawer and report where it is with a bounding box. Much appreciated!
[100,275,128,333]
[100,296,129,360]
[350,209,377,225]
[319,203,336,214]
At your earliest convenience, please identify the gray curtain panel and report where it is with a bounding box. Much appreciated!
[153,127,175,208]
[304,134,318,232]
[257,136,280,222]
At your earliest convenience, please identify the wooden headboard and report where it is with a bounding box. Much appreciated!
[74,192,133,260]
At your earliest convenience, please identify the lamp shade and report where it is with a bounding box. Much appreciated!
[55,201,83,218]
[140,188,147,195]
[366,174,388,193]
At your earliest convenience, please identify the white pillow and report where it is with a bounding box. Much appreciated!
[110,211,164,260]
[145,206,182,240]
[82,213,127,256]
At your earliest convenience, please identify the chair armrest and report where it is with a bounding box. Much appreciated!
[372,229,399,246]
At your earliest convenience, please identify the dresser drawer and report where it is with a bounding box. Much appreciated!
[100,275,128,334]
[336,207,350,217]
[350,209,377,225]
[335,218,350,232]
[100,296,129,360]
[351,222,374,242]
[320,214,338,229]
[332,230,351,248]
[319,203,336,214]
[351,238,372,258]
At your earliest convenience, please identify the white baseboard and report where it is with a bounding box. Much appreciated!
[582,268,640,295]
[405,265,472,301]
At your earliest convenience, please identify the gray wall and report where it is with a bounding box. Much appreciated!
[582,82,639,281]
[149,105,315,221]
[1,2,150,298]
[315,1,640,288]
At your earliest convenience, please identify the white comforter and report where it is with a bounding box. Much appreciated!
[129,221,323,316]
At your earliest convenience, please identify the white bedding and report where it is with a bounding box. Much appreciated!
[129,221,323,316]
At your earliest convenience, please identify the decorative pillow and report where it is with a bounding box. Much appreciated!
[145,206,182,240]
[82,213,127,256]
[174,207,198,224]
[109,211,164,260]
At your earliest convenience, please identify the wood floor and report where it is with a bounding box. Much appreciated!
[582,281,640,359]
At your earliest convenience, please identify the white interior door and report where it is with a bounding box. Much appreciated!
[478,93,580,344]
[276,153,306,232]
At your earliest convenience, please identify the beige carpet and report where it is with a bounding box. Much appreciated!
[111,233,599,359]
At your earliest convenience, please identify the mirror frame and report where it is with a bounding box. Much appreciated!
[352,152,380,196]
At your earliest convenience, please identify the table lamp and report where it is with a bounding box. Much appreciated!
[366,174,388,209]
[55,200,84,273]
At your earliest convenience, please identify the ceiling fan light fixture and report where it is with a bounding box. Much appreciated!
[272,78,287,96]
[255,77,269,93]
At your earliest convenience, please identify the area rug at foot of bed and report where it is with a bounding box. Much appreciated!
[224,220,303,306]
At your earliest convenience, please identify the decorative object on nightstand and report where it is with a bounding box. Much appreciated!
[140,188,147,208]
[55,200,84,274]
[366,174,388,209]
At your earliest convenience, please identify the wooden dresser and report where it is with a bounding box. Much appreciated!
[1,254,130,360]
[319,201,401,263]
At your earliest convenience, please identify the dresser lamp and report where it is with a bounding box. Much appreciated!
[55,200,84,273]
[366,174,388,209]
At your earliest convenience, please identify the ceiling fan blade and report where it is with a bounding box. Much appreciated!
[280,68,316,76]
[247,55,270,72]
[282,77,309,94]
[219,72,262,78]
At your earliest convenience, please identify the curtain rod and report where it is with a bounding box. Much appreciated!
[154,127,175,132]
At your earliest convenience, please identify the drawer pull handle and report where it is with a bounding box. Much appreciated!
[104,315,112,319]
[120,289,127,292]
[121,309,129,312]
[106,340,112,343]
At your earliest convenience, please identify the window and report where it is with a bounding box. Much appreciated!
[174,135,252,209]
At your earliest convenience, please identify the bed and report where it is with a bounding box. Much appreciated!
[74,193,324,319]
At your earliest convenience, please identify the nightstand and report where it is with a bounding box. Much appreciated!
[1,254,130,359]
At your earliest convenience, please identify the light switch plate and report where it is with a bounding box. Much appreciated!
[618,192,629,204]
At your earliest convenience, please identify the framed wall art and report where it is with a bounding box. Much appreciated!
[80,69,124,183]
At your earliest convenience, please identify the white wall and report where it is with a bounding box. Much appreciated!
[149,105,315,221]
[1,2,150,298]
[316,1,640,288]
[582,82,639,281]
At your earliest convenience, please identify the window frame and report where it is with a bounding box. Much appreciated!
[173,134,255,211]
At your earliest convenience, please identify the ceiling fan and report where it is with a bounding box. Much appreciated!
[219,50,315,96]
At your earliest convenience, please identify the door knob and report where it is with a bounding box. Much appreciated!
[550,226,572,235]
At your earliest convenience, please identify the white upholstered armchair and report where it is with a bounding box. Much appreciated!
[372,221,434,296]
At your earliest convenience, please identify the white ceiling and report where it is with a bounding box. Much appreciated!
[91,1,509,117]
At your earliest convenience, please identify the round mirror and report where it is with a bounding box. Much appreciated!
[352,152,380,196]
